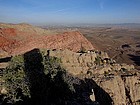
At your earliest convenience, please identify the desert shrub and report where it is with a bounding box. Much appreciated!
[38,51,75,104]
[94,56,101,65]
[2,55,30,103]
[1,49,81,104]
[41,51,78,93]
[41,51,62,78]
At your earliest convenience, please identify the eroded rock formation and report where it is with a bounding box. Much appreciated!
[46,49,140,105]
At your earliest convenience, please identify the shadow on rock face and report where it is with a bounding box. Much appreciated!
[128,54,140,66]
[23,48,73,105]
[1,48,113,105]
[0,56,12,63]
[24,48,47,105]
[74,78,113,105]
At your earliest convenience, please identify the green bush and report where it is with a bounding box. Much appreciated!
[2,55,30,103]
[41,51,63,79]
[94,56,101,65]
[1,49,76,104]
[41,51,76,93]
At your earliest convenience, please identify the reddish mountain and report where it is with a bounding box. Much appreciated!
[0,23,94,56]
[0,28,18,53]
[43,31,94,51]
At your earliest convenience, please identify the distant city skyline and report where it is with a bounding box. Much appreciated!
[0,0,140,25]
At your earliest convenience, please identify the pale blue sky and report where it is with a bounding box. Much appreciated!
[0,0,140,25]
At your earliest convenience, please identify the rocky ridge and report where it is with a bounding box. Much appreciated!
[46,49,140,105]
[1,47,140,105]
[0,23,94,56]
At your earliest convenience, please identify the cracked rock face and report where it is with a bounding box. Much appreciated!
[98,76,140,105]
[124,77,140,105]
[48,49,140,105]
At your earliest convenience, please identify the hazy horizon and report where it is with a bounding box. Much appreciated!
[0,0,140,25]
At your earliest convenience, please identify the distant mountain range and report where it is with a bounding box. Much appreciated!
[39,23,140,29]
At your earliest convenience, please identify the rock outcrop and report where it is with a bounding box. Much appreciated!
[46,49,140,105]
[1,48,140,105]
